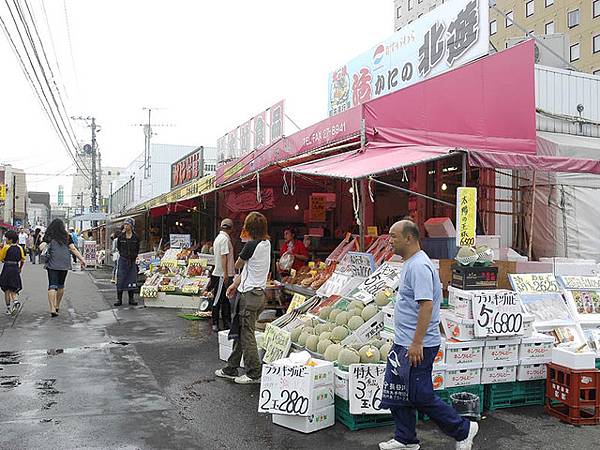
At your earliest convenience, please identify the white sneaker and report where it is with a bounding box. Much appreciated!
[5,307,11,315]
[214,369,237,380]
[379,439,420,450]
[456,421,479,450]
[234,374,261,384]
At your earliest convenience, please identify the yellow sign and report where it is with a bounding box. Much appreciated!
[367,226,378,237]
[137,174,216,212]
[0,184,5,202]
[287,293,307,314]
[456,187,477,247]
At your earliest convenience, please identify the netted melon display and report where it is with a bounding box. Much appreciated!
[338,347,361,366]
[349,300,365,311]
[324,343,342,362]
[359,345,381,363]
[298,331,310,347]
[374,289,394,307]
[347,315,365,331]
[334,311,350,326]
[291,326,303,343]
[361,304,379,322]
[319,331,332,341]
[367,338,384,349]
[331,325,349,343]
[329,308,342,322]
[314,323,329,335]
[306,334,319,352]
[317,338,333,355]
[318,306,332,320]
[380,342,392,360]
[348,308,363,318]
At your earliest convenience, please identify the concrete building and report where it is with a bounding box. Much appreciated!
[394,0,442,31]
[27,191,51,228]
[109,144,217,215]
[0,165,28,227]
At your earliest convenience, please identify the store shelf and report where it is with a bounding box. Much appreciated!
[282,283,317,298]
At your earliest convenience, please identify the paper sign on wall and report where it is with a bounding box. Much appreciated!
[261,323,292,364]
[456,187,477,247]
[348,364,390,415]
[471,290,524,337]
[309,194,326,222]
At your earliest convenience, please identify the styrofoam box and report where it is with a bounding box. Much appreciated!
[383,304,394,333]
[434,341,446,367]
[432,364,447,390]
[445,340,484,367]
[522,315,535,338]
[380,330,394,342]
[476,235,501,249]
[218,330,264,348]
[303,359,335,388]
[310,385,335,411]
[441,311,475,341]
[551,347,597,370]
[520,333,554,362]
[218,343,245,368]
[517,360,548,381]
[272,404,335,434]
[334,368,349,401]
[448,286,474,320]
[484,338,520,366]
[481,363,518,384]
[445,363,482,388]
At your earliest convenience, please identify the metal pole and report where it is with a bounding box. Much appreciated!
[370,177,456,207]
[528,171,537,260]
[359,179,367,251]
[91,117,97,212]
[461,152,467,187]
[12,175,16,226]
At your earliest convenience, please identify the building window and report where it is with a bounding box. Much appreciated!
[567,9,580,28]
[490,20,497,35]
[570,43,580,62]
[397,7,401,19]
[594,34,600,54]
[595,1,600,19]
[107,170,112,176]
[506,11,513,27]
[408,0,413,11]
[526,1,534,17]
[545,0,554,7]
[545,21,555,34]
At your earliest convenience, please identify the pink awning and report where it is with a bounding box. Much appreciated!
[468,150,600,175]
[283,143,453,179]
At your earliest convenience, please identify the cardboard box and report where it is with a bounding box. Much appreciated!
[438,259,454,292]
[476,235,501,249]
[448,286,475,319]
[484,338,520,366]
[219,343,245,368]
[311,385,335,411]
[517,360,548,381]
[445,363,482,388]
[495,260,517,290]
[434,341,446,367]
[551,347,597,370]
[424,217,456,238]
[334,368,349,401]
[432,364,447,390]
[383,304,394,333]
[452,264,498,290]
[441,311,476,341]
[519,333,554,363]
[446,340,485,367]
[515,261,554,274]
[481,364,518,384]
[272,404,335,433]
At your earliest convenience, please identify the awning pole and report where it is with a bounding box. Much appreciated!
[370,177,455,207]
[359,179,367,251]
[528,171,537,260]
[461,152,467,187]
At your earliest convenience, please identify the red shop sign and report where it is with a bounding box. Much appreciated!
[171,148,203,189]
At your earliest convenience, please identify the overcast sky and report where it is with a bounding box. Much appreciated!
[0,0,392,204]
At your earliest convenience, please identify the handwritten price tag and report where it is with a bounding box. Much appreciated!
[509,273,560,294]
[471,290,524,337]
[560,276,600,291]
[349,262,402,305]
[348,364,389,415]
[261,324,292,364]
[259,364,312,416]
[188,258,208,268]
[181,285,200,294]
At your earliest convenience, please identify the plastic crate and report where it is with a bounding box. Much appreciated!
[419,385,484,421]
[485,380,545,411]
[334,397,394,431]
[545,401,600,425]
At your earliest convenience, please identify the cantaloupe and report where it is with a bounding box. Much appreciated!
[306,334,319,352]
[319,306,332,320]
[380,342,392,360]
[324,343,342,362]
[368,338,384,349]
[359,345,381,363]
[349,300,365,310]
[303,326,315,335]
[348,308,363,318]
[361,304,379,322]
[457,246,476,258]
[319,331,332,341]
[317,338,333,355]
[335,311,350,326]
[374,289,393,307]
[298,331,310,347]
[351,342,363,351]
[338,347,361,366]
[329,308,342,322]
[314,323,329,335]
[347,315,365,331]
[291,326,303,343]
[331,326,349,342]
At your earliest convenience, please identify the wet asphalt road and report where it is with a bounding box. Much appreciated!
[1,264,600,450]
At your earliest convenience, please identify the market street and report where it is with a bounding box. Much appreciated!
[0,264,597,450]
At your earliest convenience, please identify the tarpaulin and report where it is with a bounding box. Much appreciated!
[283,143,453,179]
[468,150,600,175]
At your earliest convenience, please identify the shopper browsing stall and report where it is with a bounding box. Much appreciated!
[379,220,478,450]
[114,218,140,307]
[215,212,271,385]
[277,227,308,273]
[208,218,236,332]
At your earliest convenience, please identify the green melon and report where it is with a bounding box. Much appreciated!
[314,323,329,335]
[326,323,336,332]
[348,308,363,318]
[303,326,315,335]
[351,342,363,351]
[361,304,379,322]
[380,342,392,360]
[347,315,365,331]
[359,345,381,363]
[329,308,342,322]
[291,326,303,343]
[317,338,333,355]
[306,334,319,352]
[338,347,361,366]
[349,300,365,310]
[335,311,350,326]
[457,246,477,258]
[324,343,342,362]
[331,326,349,342]
[368,338,384,349]
[319,331,332,341]
[319,306,332,320]
[374,290,393,307]
[298,331,310,347]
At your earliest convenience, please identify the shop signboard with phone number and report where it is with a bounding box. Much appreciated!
[471,290,524,337]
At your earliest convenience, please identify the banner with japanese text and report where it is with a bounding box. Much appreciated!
[456,187,477,247]
[328,0,488,116]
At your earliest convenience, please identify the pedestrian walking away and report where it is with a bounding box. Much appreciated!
[41,219,87,317]
[0,230,25,315]
[215,211,271,385]
[207,217,235,332]
[378,220,479,450]
[114,218,140,307]
[32,227,43,264]
[18,228,28,256]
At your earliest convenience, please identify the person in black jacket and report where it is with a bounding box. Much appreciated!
[115,218,140,306]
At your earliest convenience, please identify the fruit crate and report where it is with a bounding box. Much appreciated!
[419,384,484,421]
[334,397,394,431]
[485,380,545,411]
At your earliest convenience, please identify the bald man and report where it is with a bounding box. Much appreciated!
[378,221,478,450]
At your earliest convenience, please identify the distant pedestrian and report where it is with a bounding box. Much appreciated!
[215,211,271,385]
[69,228,79,264]
[18,228,28,255]
[26,232,35,263]
[114,218,140,307]
[207,218,235,332]
[41,219,86,317]
[32,228,43,264]
[0,230,25,315]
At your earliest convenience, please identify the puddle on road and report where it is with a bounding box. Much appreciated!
[0,351,22,365]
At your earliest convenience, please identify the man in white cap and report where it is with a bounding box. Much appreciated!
[209,218,235,331]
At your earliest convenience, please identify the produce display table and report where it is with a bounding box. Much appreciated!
[282,283,316,298]
[143,292,207,309]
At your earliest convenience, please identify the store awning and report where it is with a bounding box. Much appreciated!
[468,150,600,175]
[282,143,454,179]
[0,222,16,230]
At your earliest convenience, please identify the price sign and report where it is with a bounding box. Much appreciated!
[83,240,97,266]
[258,364,313,416]
[309,194,326,222]
[509,273,560,294]
[471,290,524,337]
[456,187,477,247]
[159,284,176,292]
[559,276,600,291]
[181,285,200,295]
[140,286,158,298]
[287,293,307,314]
[348,252,376,278]
[261,324,292,364]
[317,271,362,298]
[169,234,191,248]
[160,259,178,268]
[188,258,208,268]
[349,262,403,304]
[348,364,390,415]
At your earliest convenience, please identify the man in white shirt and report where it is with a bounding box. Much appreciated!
[18,229,28,255]
[209,218,235,332]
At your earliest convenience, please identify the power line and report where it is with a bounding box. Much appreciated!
[39,0,70,101]
[62,0,78,87]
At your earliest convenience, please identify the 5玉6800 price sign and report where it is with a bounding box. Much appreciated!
[471,290,524,337]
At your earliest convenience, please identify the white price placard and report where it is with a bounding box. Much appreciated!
[169,234,191,248]
[349,262,402,304]
[347,252,376,278]
[471,290,524,337]
[317,271,363,298]
[348,364,390,415]
[509,273,560,294]
[258,364,312,416]
[559,276,600,291]
[261,324,292,364]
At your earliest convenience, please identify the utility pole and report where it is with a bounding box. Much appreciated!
[97,148,102,211]
[12,175,16,227]
[132,107,172,180]
[72,116,100,212]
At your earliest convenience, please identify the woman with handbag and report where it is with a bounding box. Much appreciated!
[40,219,86,317]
